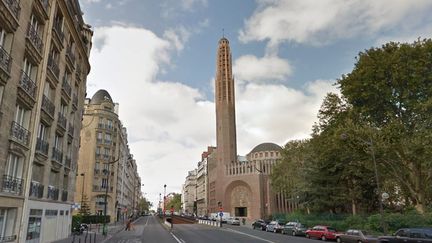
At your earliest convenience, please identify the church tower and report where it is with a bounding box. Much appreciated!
[215,37,237,165]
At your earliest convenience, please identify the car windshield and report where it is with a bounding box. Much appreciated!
[278,222,285,226]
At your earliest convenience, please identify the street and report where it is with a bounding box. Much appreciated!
[106,216,324,243]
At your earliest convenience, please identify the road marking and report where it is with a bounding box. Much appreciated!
[170,232,186,243]
[224,228,276,243]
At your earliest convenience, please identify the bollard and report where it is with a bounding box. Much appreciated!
[78,238,81,243]
[84,230,88,243]
[72,233,75,243]
[93,231,96,243]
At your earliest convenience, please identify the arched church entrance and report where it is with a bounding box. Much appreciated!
[226,181,252,217]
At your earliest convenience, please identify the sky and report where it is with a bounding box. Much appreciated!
[79,0,432,208]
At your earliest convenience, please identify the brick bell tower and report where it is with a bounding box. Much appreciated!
[215,37,237,167]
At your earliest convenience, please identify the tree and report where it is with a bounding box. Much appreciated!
[79,194,91,216]
[338,39,432,213]
[138,197,152,213]
[166,193,182,211]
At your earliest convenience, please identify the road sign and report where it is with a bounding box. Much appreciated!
[219,212,223,217]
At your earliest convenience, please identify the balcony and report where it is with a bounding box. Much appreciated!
[35,138,49,156]
[10,121,30,146]
[72,94,78,109]
[52,21,64,47]
[41,95,55,119]
[29,181,44,198]
[19,71,37,100]
[26,25,44,56]
[64,156,71,168]
[0,0,20,32]
[51,147,63,165]
[76,64,81,81]
[0,46,11,83]
[1,174,23,195]
[104,140,112,145]
[35,0,49,20]
[47,185,59,200]
[93,185,113,193]
[96,138,103,144]
[66,46,75,66]
[57,112,66,130]
[67,124,74,137]
[0,235,17,242]
[62,78,72,98]
[94,169,100,175]
[47,56,60,80]
[61,190,68,201]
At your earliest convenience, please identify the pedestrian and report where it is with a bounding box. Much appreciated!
[125,218,131,231]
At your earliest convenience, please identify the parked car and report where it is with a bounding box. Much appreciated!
[379,228,432,243]
[283,222,307,236]
[266,220,286,233]
[252,219,269,231]
[336,229,377,243]
[306,225,340,241]
[226,217,240,225]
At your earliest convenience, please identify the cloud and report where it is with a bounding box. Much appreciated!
[180,0,208,10]
[233,54,292,83]
[163,26,192,52]
[239,0,432,47]
[87,25,338,208]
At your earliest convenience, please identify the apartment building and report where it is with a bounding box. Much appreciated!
[181,169,197,215]
[196,147,215,217]
[75,90,141,223]
[0,0,92,242]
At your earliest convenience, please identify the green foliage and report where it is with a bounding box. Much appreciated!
[72,215,82,231]
[166,193,182,211]
[138,197,152,212]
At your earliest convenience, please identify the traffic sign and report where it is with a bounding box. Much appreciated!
[219,212,223,217]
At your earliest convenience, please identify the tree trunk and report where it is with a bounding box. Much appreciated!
[352,199,357,216]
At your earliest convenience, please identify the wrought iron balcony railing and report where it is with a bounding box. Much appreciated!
[4,0,20,19]
[51,147,63,164]
[19,70,37,99]
[39,0,49,15]
[35,138,49,155]
[47,185,59,200]
[29,181,44,198]
[1,174,23,195]
[96,138,103,144]
[0,45,11,73]
[61,190,68,201]
[41,95,55,117]
[10,121,30,146]
[27,25,43,53]
[47,56,60,78]
[0,235,17,242]
[94,169,100,175]
[57,112,66,129]
[62,78,72,97]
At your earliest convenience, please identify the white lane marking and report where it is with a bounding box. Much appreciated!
[170,232,186,243]
[224,228,276,243]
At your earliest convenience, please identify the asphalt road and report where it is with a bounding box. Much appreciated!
[106,216,327,243]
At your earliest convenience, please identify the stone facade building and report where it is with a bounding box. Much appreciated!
[74,90,141,223]
[196,146,215,217]
[181,169,196,215]
[0,0,92,241]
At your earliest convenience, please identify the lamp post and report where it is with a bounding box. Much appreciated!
[341,133,387,234]
[163,184,167,217]
[159,193,162,215]
[102,157,119,236]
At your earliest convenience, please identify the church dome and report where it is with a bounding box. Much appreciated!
[90,89,113,105]
[249,142,282,154]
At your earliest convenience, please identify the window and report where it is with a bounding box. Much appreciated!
[97,132,102,142]
[54,134,62,149]
[0,27,12,52]
[29,14,40,33]
[0,208,17,239]
[6,153,23,179]
[105,133,111,144]
[26,209,42,240]
[101,178,108,188]
[23,58,37,80]
[107,119,113,129]
[396,230,408,237]
[49,170,59,186]
[0,85,4,107]
[60,102,67,116]
[43,82,54,100]
[37,122,48,141]
[15,105,30,128]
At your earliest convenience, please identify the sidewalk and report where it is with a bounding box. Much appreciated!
[52,221,127,243]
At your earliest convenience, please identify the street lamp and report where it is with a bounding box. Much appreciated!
[102,157,120,236]
[163,184,167,217]
[341,133,387,233]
